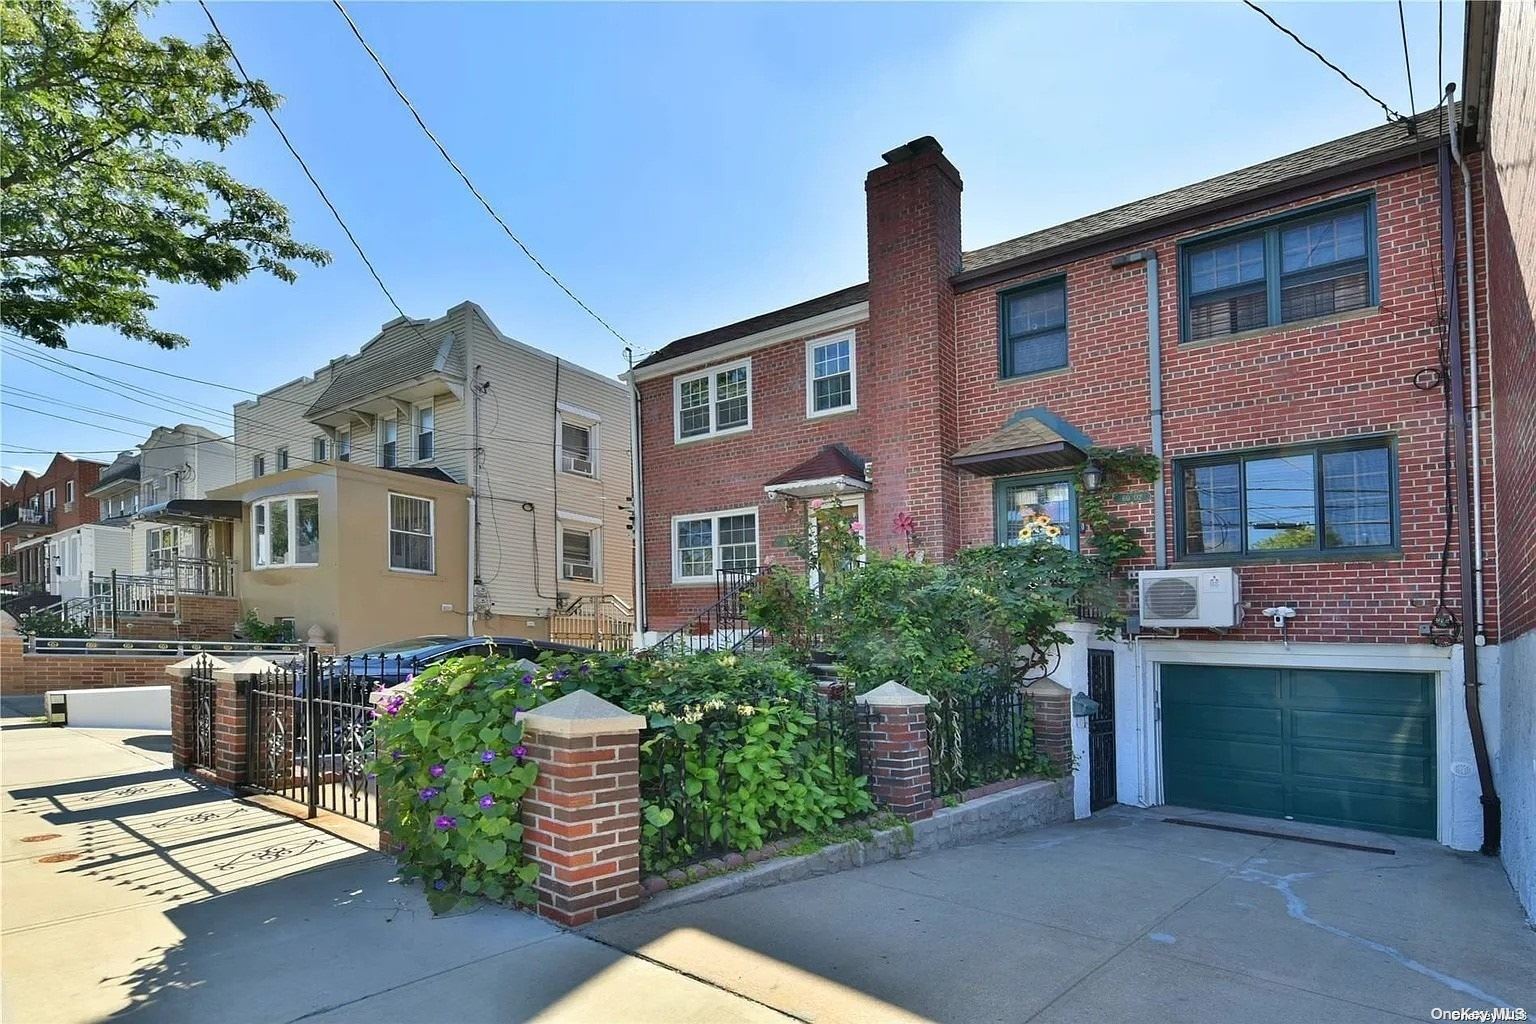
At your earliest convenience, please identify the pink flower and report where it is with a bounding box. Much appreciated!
[849,520,864,536]
[809,498,824,511]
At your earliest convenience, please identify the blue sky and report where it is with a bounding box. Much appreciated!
[1,0,1464,479]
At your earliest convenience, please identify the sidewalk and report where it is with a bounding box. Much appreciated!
[0,698,788,1024]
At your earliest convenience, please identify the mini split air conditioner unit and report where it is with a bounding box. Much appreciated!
[1138,567,1241,629]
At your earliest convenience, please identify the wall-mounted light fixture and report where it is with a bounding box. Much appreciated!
[1080,462,1105,492]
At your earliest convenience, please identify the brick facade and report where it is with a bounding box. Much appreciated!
[854,684,935,819]
[639,132,1498,650]
[0,640,181,696]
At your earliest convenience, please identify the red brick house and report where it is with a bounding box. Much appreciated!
[632,109,1510,854]
[2,454,105,591]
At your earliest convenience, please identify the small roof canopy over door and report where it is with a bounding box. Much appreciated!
[951,407,1092,477]
[763,444,871,499]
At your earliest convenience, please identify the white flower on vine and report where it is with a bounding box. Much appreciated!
[646,700,667,713]
[703,698,726,711]
[678,706,705,724]
[736,704,757,717]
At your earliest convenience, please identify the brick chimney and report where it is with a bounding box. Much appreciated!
[864,137,963,559]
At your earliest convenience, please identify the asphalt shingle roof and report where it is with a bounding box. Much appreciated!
[637,112,1449,372]
[306,319,464,418]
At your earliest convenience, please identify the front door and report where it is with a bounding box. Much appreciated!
[1088,649,1116,810]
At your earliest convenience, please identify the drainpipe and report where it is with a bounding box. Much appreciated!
[1445,88,1487,643]
[626,350,647,637]
[1110,248,1167,567]
[1438,112,1500,856]
[467,361,481,637]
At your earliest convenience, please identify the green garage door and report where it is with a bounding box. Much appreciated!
[1161,665,1436,838]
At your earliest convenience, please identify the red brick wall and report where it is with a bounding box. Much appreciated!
[640,151,1496,646]
[1485,4,1536,642]
[0,456,105,533]
[0,641,179,696]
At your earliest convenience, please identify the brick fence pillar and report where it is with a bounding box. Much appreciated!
[518,689,645,927]
[164,655,230,771]
[855,681,934,820]
[1024,679,1073,775]
[205,657,282,788]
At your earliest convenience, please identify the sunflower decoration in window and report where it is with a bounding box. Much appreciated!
[1017,511,1064,544]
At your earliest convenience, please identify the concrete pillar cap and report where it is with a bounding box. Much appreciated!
[213,656,286,681]
[164,654,231,678]
[1024,677,1070,696]
[855,680,933,706]
[518,688,645,738]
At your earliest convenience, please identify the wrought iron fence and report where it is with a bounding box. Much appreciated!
[244,651,425,825]
[189,656,217,771]
[927,685,1037,799]
[638,687,867,873]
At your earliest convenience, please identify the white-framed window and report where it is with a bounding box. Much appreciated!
[379,417,398,469]
[252,454,266,478]
[674,359,751,442]
[560,419,595,476]
[312,436,328,462]
[336,426,352,463]
[559,524,597,582]
[44,488,55,511]
[806,331,856,416]
[671,507,758,583]
[276,447,290,472]
[388,493,434,573]
[251,494,320,569]
[64,480,75,506]
[147,526,178,571]
[414,402,435,461]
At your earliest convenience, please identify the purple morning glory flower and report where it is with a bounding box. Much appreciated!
[520,673,534,686]
[418,787,439,802]
[391,750,403,761]
[429,764,445,778]
[383,694,406,716]
[578,661,591,674]
[480,749,496,764]
[478,794,495,809]
[434,815,457,830]
[433,879,447,891]
[552,668,570,681]
[513,745,528,759]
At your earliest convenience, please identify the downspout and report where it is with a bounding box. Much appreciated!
[467,360,481,637]
[1446,87,1487,642]
[627,352,647,637]
[1438,107,1501,856]
[1110,248,1167,567]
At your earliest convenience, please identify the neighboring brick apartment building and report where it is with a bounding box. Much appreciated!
[1465,0,1536,919]
[634,107,1516,855]
[1,454,105,591]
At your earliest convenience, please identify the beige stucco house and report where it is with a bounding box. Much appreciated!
[190,301,633,653]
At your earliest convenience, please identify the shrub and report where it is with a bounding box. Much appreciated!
[236,609,294,643]
[16,609,91,638]
[371,654,549,914]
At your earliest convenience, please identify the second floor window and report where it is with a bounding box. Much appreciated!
[807,333,856,415]
[64,480,74,506]
[675,361,751,441]
[313,437,328,462]
[379,417,398,468]
[1177,438,1396,560]
[253,455,266,478]
[337,427,351,462]
[1000,278,1068,378]
[560,421,594,476]
[44,488,55,511]
[276,447,290,472]
[415,403,434,461]
[1183,199,1376,343]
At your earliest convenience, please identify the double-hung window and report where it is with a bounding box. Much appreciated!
[64,480,74,507]
[675,360,751,441]
[1182,198,1376,342]
[252,455,266,478]
[560,526,596,582]
[379,417,398,469]
[999,278,1068,378]
[415,402,435,461]
[1177,438,1396,559]
[312,436,328,462]
[807,332,856,415]
[276,447,290,472]
[388,493,434,572]
[147,527,178,571]
[673,508,758,582]
[336,427,351,463]
[251,495,320,568]
[560,420,595,476]
[995,475,1076,549]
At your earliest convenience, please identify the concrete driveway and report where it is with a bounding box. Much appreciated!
[588,806,1536,1023]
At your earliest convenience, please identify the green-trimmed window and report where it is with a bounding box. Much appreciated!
[999,278,1067,378]
[995,474,1077,549]
[1176,438,1396,560]
[1181,198,1377,342]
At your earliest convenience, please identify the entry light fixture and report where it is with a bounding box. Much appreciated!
[1080,462,1105,492]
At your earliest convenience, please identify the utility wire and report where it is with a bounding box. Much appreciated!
[1397,0,1417,120]
[196,0,412,326]
[329,0,633,356]
[1241,0,1404,123]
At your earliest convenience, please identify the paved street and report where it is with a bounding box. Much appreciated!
[4,694,1533,1023]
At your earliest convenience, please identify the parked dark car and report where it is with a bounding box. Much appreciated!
[303,635,593,696]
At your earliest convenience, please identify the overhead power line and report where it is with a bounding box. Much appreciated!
[329,0,634,357]
[1397,0,1417,119]
[196,0,413,325]
[1241,0,1404,123]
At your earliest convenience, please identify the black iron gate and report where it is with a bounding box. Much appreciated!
[189,655,216,771]
[1088,649,1116,811]
[246,648,397,825]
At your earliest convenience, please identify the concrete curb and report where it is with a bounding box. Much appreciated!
[625,777,1073,916]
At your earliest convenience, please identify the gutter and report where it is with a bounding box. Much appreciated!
[1110,248,1167,568]
[1437,105,1500,856]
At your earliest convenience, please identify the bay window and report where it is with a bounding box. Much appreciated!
[251,495,320,568]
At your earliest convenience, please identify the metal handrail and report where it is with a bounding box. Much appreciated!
[649,567,760,656]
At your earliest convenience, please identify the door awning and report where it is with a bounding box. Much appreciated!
[764,445,870,499]
[135,499,244,525]
[951,408,1092,477]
